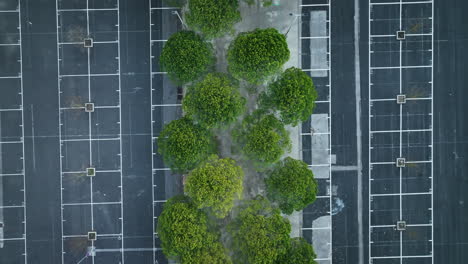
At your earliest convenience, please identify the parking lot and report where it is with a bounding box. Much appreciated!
[56,0,124,262]
[368,0,434,263]
[300,0,333,263]
[0,1,27,263]
[149,0,183,263]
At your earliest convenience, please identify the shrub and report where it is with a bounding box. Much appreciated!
[262,67,318,126]
[183,73,245,128]
[185,155,244,218]
[278,237,318,264]
[228,28,290,84]
[265,157,318,215]
[228,196,291,264]
[157,117,215,172]
[160,31,214,84]
[157,195,231,263]
[233,110,291,166]
[186,0,241,38]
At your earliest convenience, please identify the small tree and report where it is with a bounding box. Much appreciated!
[242,0,273,7]
[183,73,245,128]
[156,195,209,259]
[188,236,233,264]
[228,196,291,264]
[186,0,241,39]
[278,237,318,264]
[233,110,291,166]
[262,67,317,126]
[265,157,318,215]
[160,31,214,84]
[228,28,290,84]
[157,117,215,172]
[185,155,244,218]
[157,195,231,263]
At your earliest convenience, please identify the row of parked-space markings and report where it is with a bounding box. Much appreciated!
[300,1,333,263]
[0,0,27,263]
[368,0,434,263]
[150,0,183,263]
[56,0,124,263]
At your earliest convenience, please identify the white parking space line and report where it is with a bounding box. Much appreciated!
[0,108,22,112]
[0,3,27,261]
[0,43,20,46]
[58,8,118,12]
[63,202,121,206]
[152,104,181,107]
[300,1,333,262]
[59,40,119,45]
[55,0,124,262]
[150,7,179,10]
[370,1,432,6]
[0,76,21,79]
[149,1,157,262]
[368,0,434,263]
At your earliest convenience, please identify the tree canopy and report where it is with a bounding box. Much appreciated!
[156,195,231,263]
[160,30,214,84]
[185,155,244,218]
[157,117,215,172]
[228,196,291,264]
[183,73,245,128]
[186,0,241,39]
[227,28,290,84]
[242,0,273,7]
[278,237,318,264]
[265,157,318,215]
[262,67,318,126]
[233,110,291,166]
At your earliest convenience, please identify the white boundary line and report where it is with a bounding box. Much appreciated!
[54,1,65,262]
[368,1,434,263]
[117,0,125,260]
[149,0,156,262]
[15,2,28,262]
[430,0,435,262]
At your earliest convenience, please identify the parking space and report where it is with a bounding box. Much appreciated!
[149,0,183,263]
[368,0,433,263]
[56,0,123,262]
[0,0,27,262]
[300,1,332,263]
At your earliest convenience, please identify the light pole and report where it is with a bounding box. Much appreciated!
[284,12,301,37]
[172,10,187,29]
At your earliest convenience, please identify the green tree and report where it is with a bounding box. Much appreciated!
[233,110,291,166]
[262,67,317,126]
[160,31,214,84]
[185,155,244,218]
[157,117,215,172]
[188,237,233,264]
[186,0,241,39]
[265,157,318,215]
[228,196,291,264]
[228,28,290,84]
[157,195,231,263]
[156,195,209,259]
[277,237,317,264]
[242,0,273,7]
[183,73,245,128]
